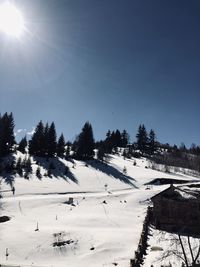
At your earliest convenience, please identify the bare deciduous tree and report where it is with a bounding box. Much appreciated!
[158,232,200,267]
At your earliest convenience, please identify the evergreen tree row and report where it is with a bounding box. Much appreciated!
[104,129,129,153]
[0,111,200,174]
[136,124,157,155]
[29,121,66,158]
[95,125,157,161]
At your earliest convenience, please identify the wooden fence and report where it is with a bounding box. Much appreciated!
[130,206,152,267]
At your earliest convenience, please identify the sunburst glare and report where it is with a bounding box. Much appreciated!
[0,2,25,38]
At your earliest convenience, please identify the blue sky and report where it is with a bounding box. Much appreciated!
[0,0,200,146]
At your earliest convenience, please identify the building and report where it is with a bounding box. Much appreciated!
[151,184,200,234]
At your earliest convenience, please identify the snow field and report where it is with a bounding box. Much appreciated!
[0,154,198,266]
[0,190,149,267]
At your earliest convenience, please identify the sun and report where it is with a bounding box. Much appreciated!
[0,2,25,37]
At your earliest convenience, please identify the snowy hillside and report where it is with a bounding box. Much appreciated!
[0,153,199,267]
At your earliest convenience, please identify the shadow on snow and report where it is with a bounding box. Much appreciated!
[86,159,137,188]
[1,154,16,189]
[33,156,78,184]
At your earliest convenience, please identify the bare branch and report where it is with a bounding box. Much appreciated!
[194,239,200,263]
[178,234,189,267]
[188,235,195,264]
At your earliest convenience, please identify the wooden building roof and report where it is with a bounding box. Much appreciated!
[151,184,200,202]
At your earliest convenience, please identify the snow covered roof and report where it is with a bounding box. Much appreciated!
[151,184,200,201]
[174,188,198,200]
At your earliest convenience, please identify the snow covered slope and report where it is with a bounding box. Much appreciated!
[0,154,198,267]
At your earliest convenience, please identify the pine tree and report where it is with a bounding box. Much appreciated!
[106,130,111,139]
[0,112,15,157]
[97,145,106,162]
[110,131,116,150]
[122,149,128,159]
[179,142,186,152]
[114,129,122,148]
[148,129,157,155]
[43,123,49,156]
[25,156,32,173]
[76,122,95,159]
[65,144,71,158]
[136,124,148,155]
[5,158,16,173]
[18,136,27,153]
[24,171,29,179]
[57,133,65,157]
[121,130,129,147]
[47,122,57,157]
[22,155,27,168]
[36,166,42,179]
[29,121,45,156]
[123,166,127,175]
[105,130,113,153]
[16,157,23,176]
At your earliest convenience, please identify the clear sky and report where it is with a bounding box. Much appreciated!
[0,0,200,146]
